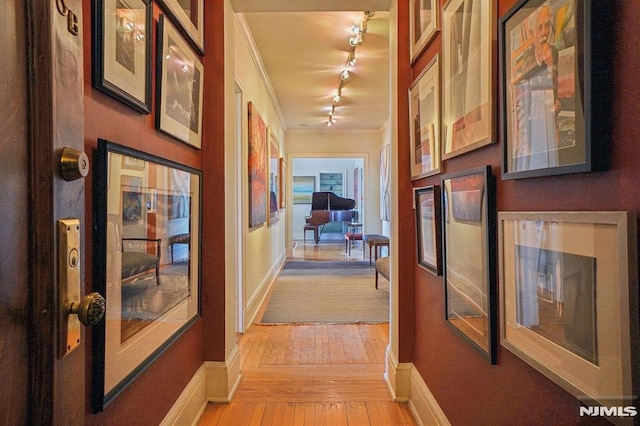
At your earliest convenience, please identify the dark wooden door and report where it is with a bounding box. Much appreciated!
[0,1,88,423]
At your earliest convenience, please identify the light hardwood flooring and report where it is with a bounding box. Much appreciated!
[198,241,415,425]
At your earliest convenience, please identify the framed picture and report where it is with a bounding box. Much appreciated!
[441,166,496,363]
[442,0,496,159]
[292,176,315,205]
[268,129,279,225]
[498,211,638,409]
[92,0,152,114]
[500,0,610,179]
[318,171,345,197]
[248,102,267,227]
[156,15,204,149]
[156,0,204,55]
[410,0,439,63]
[409,54,441,180]
[415,185,442,275]
[278,157,286,209]
[92,139,201,411]
[380,145,391,222]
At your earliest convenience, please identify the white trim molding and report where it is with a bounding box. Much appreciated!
[384,345,449,426]
[161,347,242,425]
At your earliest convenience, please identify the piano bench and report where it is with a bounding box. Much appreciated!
[363,234,390,265]
[344,232,363,255]
[304,224,320,244]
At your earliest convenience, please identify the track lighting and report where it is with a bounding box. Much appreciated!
[325,11,372,127]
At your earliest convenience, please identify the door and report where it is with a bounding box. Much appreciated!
[0,1,90,423]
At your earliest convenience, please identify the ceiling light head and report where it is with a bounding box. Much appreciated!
[333,94,341,104]
[349,35,362,47]
[351,25,361,35]
[341,69,350,80]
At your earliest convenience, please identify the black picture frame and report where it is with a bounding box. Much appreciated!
[156,15,205,149]
[156,0,205,55]
[441,165,497,364]
[415,185,442,275]
[92,0,152,114]
[92,139,202,411]
[499,0,611,180]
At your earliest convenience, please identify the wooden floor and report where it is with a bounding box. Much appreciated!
[198,241,415,425]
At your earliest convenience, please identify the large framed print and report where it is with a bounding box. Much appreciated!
[248,102,267,227]
[415,185,442,275]
[156,15,204,149]
[409,54,441,180]
[156,0,204,55]
[442,0,496,159]
[92,0,152,114]
[499,212,638,410]
[442,166,496,363]
[410,0,439,63]
[278,158,287,209]
[92,139,201,411]
[500,0,610,180]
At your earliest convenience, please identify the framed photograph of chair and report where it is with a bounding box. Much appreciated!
[441,165,497,363]
[92,139,201,411]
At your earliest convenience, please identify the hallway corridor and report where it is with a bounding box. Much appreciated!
[198,242,415,425]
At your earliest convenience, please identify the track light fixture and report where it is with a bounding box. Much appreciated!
[325,11,373,127]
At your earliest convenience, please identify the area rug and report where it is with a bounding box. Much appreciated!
[259,260,389,324]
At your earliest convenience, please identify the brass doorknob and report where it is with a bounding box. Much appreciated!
[67,292,105,326]
[60,147,90,181]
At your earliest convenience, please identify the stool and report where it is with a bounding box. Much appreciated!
[363,234,390,265]
[344,232,363,255]
[375,256,390,289]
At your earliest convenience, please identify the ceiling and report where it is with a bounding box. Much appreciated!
[233,1,392,131]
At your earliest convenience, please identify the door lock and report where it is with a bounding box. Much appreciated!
[59,147,89,181]
[58,219,105,358]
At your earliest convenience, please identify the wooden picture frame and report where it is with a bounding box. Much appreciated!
[410,0,439,63]
[156,15,204,149]
[156,0,204,55]
[268,129,279,225]
[409,54,441,179]
[442,165,497,363]
[442,0,496,159]
[92,0,152,114]
[498,211,638,410]
[92,139,202,411]
[415,185,442,275]
[248,102,267,227]
[500,0,610,179]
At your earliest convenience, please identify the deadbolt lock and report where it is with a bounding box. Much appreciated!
[60,147,89,181]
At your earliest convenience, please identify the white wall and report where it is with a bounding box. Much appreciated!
[231,14,287,328]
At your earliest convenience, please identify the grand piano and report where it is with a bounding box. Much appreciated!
[304,192,357,244]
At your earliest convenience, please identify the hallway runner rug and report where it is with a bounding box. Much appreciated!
[259,260,389,324]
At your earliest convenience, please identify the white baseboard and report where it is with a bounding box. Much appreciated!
[161,346,242,425]
[384,345,449,426]
[244,254,286,327]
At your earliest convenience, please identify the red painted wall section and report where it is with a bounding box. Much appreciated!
[81,0,224,422]
[403,0,640,424]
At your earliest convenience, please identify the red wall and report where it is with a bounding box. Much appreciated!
[81,0,225,423]
[402,0,640,424]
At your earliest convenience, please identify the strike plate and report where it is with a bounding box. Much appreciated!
[58,218,81,358]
